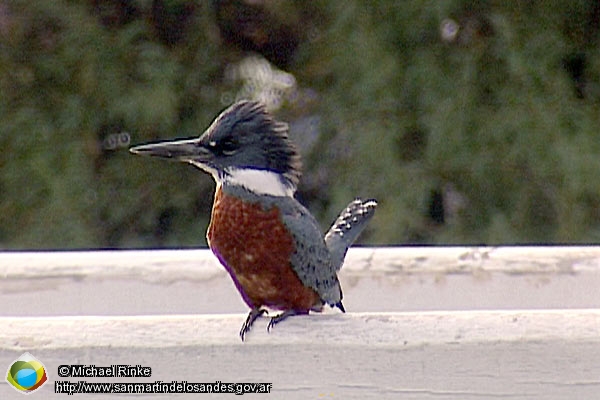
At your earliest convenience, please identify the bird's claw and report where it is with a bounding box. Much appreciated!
[266,314,284,332]
[239,308,268,341]
[266,309,304,333]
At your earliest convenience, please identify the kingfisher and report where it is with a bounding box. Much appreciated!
[130,101,377,340]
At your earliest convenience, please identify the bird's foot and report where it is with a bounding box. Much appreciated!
[267,309,308,333]
[240,308,268,341]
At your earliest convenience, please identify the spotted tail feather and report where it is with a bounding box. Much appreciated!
[324,198,377,271]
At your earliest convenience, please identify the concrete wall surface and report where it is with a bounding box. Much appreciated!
[1,247,599,399]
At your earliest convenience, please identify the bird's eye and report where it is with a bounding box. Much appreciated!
[216,137,238,156]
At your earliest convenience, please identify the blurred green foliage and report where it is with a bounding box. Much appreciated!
[2,0,600,249]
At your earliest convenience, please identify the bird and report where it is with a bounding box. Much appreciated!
[130,101,377,340]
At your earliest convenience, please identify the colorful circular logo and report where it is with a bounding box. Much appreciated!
[6,352,48,394]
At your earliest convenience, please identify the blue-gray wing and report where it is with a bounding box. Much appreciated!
[278,197,342,306]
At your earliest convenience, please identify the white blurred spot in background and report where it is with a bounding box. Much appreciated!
[440,18,459,43]
[223,55,297,111]
[103,132,131,150]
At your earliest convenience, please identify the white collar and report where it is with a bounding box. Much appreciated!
[221,168,295,197]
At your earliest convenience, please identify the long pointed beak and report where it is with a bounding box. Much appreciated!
[129,137,210,163]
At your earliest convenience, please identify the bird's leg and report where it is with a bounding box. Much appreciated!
[267,309,308,332]
[240,308,268,341]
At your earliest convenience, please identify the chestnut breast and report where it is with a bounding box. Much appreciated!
[207,186,321,311]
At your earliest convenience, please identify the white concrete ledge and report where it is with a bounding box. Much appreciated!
[2,311,600,399]
[2,246,599,280]
[1,248,600,399]
[1,247,600,316]
[2,310,600,349]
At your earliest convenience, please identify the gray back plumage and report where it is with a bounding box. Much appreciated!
[280,199,342,306]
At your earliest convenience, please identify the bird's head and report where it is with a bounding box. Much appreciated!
[130,101,301,196]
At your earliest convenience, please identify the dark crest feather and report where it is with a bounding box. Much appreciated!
[212,100,302,187]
